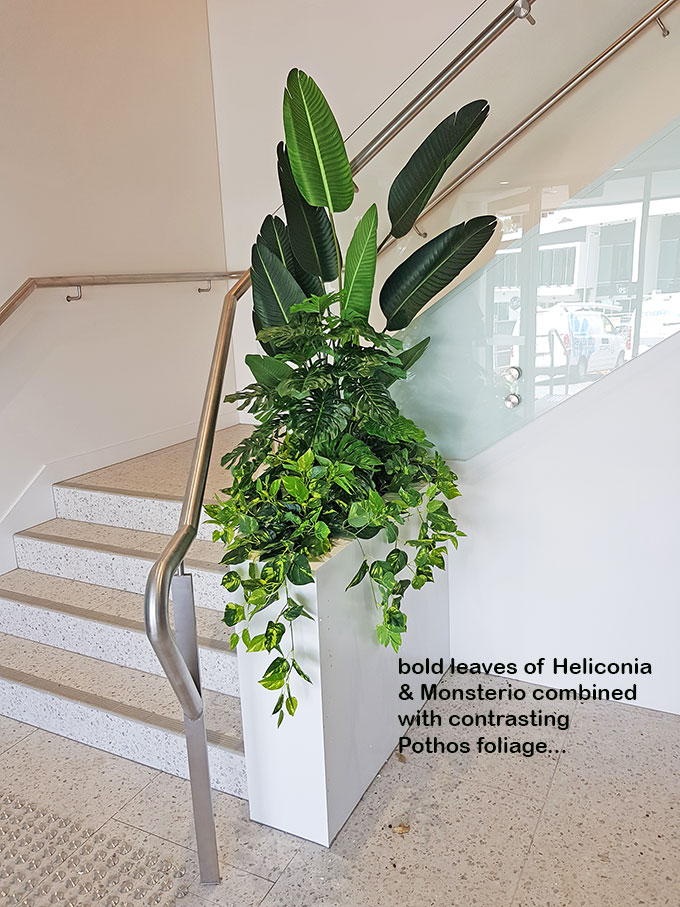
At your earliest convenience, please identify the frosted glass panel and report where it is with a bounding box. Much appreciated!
[392,116,680,459]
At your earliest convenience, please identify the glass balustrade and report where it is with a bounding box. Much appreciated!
[352,2,680,459]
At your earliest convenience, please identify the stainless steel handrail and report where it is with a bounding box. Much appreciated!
[145,270,251,719]
[0,271,245,328]
[348,0,537,174]
[405,0,679,240]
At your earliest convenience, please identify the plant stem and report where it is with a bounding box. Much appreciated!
[328,210,343,297]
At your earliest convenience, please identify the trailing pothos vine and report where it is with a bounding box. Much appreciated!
[206,68,496,724]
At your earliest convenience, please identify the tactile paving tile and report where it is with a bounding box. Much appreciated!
[0,790,191,905]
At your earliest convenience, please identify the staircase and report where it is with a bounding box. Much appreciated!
[0,425,251,797]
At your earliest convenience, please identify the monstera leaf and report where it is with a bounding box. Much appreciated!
[283,68,354,212]
[379,216,497,330]
[387,100,490,238]
[341,204,378,323]
[245,354,294,389]
[251,240,306,327]
[258,214,323,298]
[277,143,338,281]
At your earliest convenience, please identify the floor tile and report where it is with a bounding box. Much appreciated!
[22,817,271,907]
[0,714,36,754]
[261,759,540,907]
[401,672,575,803]
[116,771,301,882]
[512,700,680,907]
[0,729,157,827]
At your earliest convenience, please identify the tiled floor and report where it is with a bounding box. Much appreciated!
[1,677,678,906]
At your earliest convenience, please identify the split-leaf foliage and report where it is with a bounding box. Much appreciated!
[206,69,496,723]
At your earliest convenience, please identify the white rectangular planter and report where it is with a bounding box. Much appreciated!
[236,517,450,845]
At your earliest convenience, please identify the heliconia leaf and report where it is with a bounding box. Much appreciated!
[388,100,490,238]
[258,214,323,298]
[342,204,378,323]
[283,68,354,212]
[251,240,306,328]
[277,143,338,281]
[380,216,497,330]
[252,309,275,355]
[399,337,430,371]
[245,354,294,389]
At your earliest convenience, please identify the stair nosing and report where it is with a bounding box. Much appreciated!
[0,662,243,753]
[0,586,229,652]
[14,527,222,574]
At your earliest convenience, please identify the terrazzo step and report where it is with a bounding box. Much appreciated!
[0,569,238,696]
[0,633,247,797]
[14,519,227,611]
[53,424,251,537]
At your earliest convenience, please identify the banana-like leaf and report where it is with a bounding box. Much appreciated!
[399,337,430,372]
[380,216,497,330]
[277,143,338,281]
[283,68,354,213]
[252,309,275,356]
[342,204,378,323]
[245,354,294,389]
[251,240,306,328]
[388,100,490,238]
[259,214,323,298]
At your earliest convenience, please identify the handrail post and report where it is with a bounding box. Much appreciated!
[172,571,220,884]
[144,273,250,886]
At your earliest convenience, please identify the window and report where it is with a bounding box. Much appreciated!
[657,215,680,292]
[539,246,576,287]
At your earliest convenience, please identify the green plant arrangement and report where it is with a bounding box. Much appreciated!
[205,69,496,724]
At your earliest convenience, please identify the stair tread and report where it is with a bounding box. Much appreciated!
[0,569,230,649]
[58,424,252,501]
[0,632,242,749]
[16,518,221,571]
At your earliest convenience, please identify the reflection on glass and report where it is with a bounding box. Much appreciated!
[392,116,680,459]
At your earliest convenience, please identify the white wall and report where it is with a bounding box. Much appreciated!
[449,332,680,715]
[0,1,234,570]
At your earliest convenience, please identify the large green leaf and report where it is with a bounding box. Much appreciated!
[277,143,338,281]
[251,240,306,328]
[259,214,323,298]
[385,337,431,388]
[245,354,294,389]
[379,216,497,330]
[388,100,490,238]
[342,204,378,323]
[293,389,351,448]
[282,68,354,213]
[399,337,430,372]
[252,309,275,355]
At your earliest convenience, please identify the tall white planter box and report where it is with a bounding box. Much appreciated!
[236,516,450,845]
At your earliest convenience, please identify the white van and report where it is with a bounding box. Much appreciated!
[510,305,627,380]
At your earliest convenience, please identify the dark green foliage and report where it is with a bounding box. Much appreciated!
[206,296,464,721]
[277,144,338,281]
[208,68,493,724]
[380,216,498,330]
[387,100,490,238]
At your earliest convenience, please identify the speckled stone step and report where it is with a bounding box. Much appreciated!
[14,519,228,611]
[0,569,237,696]
[53,424,251,537]
[0,633,247,797]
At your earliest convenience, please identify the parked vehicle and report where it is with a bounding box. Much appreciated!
[510,305,627,380]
